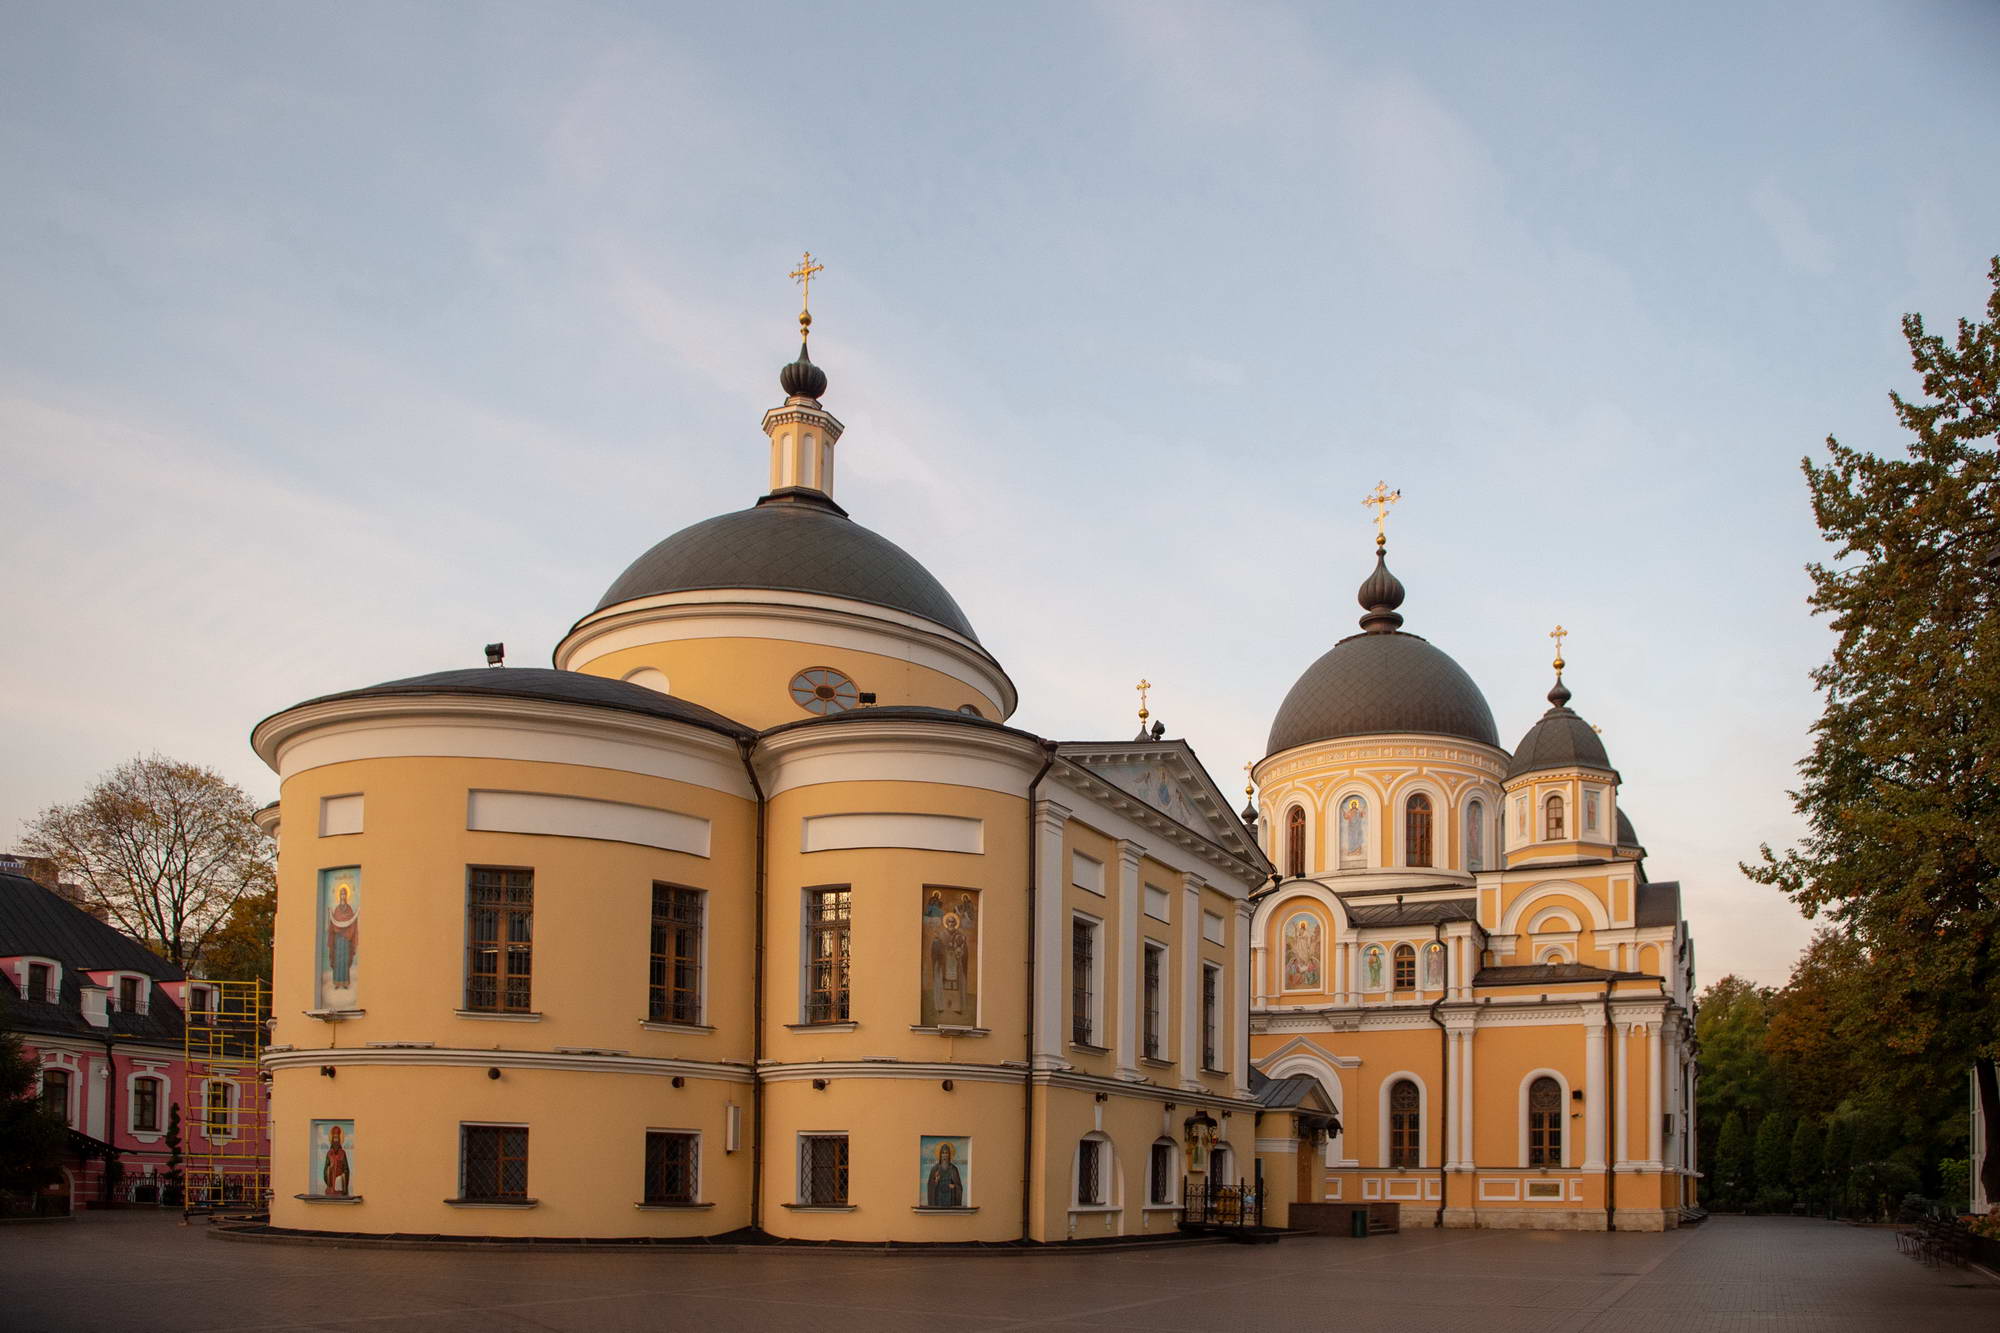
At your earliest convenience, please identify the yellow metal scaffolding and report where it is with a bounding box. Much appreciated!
[180,978,271,1216]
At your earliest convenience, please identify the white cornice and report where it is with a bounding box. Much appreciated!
[1050,761,1263,890]
[755,716,1049,799]
[555,590,1018,718]
[266,1046,755,1083]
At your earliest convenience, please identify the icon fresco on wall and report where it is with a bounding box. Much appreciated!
[310,1119,353,1197]
[1363,944,1386,991]
[1466,802,1485,871]
[315,867,360,1010]
[1283,913,1321,990]
[1424,941,1447,989]
[1338,796,1367,868]
[919,1135,968,1207]
[921,888,978,1027]
[1586,788,1601,833]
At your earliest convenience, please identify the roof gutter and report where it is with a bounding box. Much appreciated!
[736,737,768,1234]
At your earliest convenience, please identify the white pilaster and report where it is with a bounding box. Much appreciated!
[1234,899,1254,1098]
[1032,800,1072,1070]
[1461,1023,1476,1167]
[1114,840,1144,1081]
[1180,873,1203,1089]
[1583,1021,1606,1170]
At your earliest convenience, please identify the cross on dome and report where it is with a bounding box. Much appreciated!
[790,251,825,337]
[1362,481,1401,548]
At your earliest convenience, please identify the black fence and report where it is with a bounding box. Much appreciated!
[1182,1176,1261,1229]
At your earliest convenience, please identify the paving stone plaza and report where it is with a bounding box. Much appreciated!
[3,1213,1995,1332]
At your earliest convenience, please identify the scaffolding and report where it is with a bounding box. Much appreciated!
[180,978,271,1216]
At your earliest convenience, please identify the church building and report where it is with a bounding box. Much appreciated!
[251,277,1697,1241]
[1246,524,1699,1230]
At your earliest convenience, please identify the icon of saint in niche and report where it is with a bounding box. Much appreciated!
[1283,914,1321,989]
[930,913,968,1020]
[925,890,945,928]
[926,1141,964,1207]
[326,882,358,988]
[1424,942,1446,989]
[1364,945,1385,990]
[321,1124,350,1196]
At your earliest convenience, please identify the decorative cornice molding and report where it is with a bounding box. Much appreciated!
[265,1046,755,1083]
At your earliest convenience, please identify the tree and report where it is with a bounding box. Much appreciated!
[1747,258,2000,1074]
[0,1024,68,1200]
[1823,1114,1856,1216]
[200,888,276,983]
[1790,1118,1825,1214]
[1695,975,1777,1181]
[21,755,273,970]
[163,1102,183,1207]
[1755,1113,1793,1212]
[1716,1111,1754,1208]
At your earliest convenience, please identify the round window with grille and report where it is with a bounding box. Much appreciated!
[789,667,860,715]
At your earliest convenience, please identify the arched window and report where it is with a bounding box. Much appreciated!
[1545,794,1565,841]
[1465,800,1485,872]
[1392,944,1416,991]
[1405,793,1433,867]
[1285,805,1306,878]
[1389,1080,1421,1167]
[1528,1076,1563,1166]
[1075,1134,1113,1206]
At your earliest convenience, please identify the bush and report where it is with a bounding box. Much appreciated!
[1939,1157,1970,1213]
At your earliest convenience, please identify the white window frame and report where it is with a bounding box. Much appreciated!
[1519,1069,1573,1168]
[201,1078,237,1142]
[1070,910,1105,1048]
[1141,940,1168,1061]
[111,971,149,1014]
[1147,1138,1179,1205]
[1378,1072,1430,1169]
[1199,961,1224,1072]
[12,956,61,1003]
[1073,1132,1118,1209]
[648,883,708,1028]
[127,1071,168,1136]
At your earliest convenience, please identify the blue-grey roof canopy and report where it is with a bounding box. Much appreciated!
[595,492,979,643]
[276,667,753,739]
[1266,550,1500,755]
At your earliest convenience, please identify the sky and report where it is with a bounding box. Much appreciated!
[2,1,1996,989]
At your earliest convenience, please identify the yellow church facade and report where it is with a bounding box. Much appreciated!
[252,326,1272,1243]
[1246,544,1698,1231]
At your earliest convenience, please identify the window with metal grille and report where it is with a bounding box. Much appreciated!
[205,1080,232,1139]
[40,1068,69,1121]
[649,885,703,1024]
[799,1134,848,1205]
[118,976,141,1012]
[466,867,534,1013]
[1142,943,1164,1060]
[1389,1080,1420,1167]
[1545,794,1565,841]
[644,1131,698,1204]
[804,889,851,1023]
[1201,964,1220,1070]
[1528,1076,1563,1166]
[1077,1138,1104,1205]
[132,1077,161,1133]
[1405,793,1433,866]
[1285,805,1306,877]
[461,1124,530,1201]
[1149,1140,1175,1204]
[1071,916,1097,1045]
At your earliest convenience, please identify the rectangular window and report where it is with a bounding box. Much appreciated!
[799,1133,849,1205]
[118,976,142,1013]
[644,1131,699,1205]
[465,867,534,1013]
[804,889,852,1023]
[26,962,52,1003]
[649,885,704,1024]
[1071,916,1098,1046]
[133,1078,161,1133]
[188,984,213,1019]
[1142,942,1165,1060]
[205,1080,232,1139]
[1200,964,1220,1071]
[1149,1141,1175,1205]
[40,1068,69,1121]
[1077,1138,1104,1205]
[461,1124,530,1202]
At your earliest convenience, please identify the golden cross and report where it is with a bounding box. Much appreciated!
[1549,624,1568,671]
[789,251,825,335]
[1362,481,1401,547]
[1243,761,1255,797]
[1136,679,1152,722]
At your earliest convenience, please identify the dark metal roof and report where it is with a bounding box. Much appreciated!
[1266,631,1499,754]
[0,872,187,1048]
[1616,808,1640,847]
[1475,962,1650,986]
[279,668,753,739]
[1249,1069,1327,1109]
[1345,898,1478,928]
[1506,681,1615,779]
[594,492,980,642]
[1635,880,1681,928]
[762,705,1039,742]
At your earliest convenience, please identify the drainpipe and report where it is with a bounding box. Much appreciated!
[1020,740,1059,1243]
[1603,989,1617,1232]
[737,737,768,1234]
[101,1033,119,1203]
[1427,921,1449,1229]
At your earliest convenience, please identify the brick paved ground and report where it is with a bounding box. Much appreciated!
[2,1213,1994,1332]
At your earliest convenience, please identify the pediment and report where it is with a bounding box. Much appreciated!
[1057,741,1265,868]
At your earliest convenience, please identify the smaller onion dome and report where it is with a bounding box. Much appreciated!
[1356,552,1406,633]
[1506,675,1615,779]
[779,340,827,400]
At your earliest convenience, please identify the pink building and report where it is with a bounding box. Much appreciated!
[1,866,269,1210]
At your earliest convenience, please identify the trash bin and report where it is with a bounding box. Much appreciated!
[1351,1208,1368,1237]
